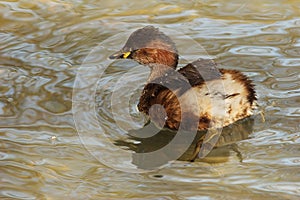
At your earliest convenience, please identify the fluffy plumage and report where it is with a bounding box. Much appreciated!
[110,26,257,131]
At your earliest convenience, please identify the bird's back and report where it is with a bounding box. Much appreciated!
[138,59,257,131]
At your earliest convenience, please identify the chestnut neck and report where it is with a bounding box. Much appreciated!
[144,51,178,83]
[147,63,173,83]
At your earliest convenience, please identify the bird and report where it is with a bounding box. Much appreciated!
[109,26,257,133]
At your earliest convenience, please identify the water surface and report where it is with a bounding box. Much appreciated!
[1,0,300,199]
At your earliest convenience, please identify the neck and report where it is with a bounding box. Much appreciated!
[138,64,172,114]
[147,63,173,82]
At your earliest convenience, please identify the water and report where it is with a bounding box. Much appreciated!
[1,0,300,199]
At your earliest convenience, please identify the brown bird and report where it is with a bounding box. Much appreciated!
[110,26,257,133]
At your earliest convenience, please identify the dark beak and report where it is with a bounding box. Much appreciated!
[109,51,123,59]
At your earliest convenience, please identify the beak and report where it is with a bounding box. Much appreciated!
[109,51,132,59]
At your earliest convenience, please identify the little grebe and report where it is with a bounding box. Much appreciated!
[110,26,257,131]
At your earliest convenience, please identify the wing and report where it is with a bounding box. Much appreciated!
[178,58,222,86]
[178,58,256,105]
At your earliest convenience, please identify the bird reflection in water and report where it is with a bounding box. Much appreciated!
[114,117,254,169]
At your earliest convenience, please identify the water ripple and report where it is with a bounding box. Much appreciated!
[229,45,281,56]
[1,0,300,199]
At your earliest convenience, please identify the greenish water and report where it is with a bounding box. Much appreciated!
[1,0,300,199]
